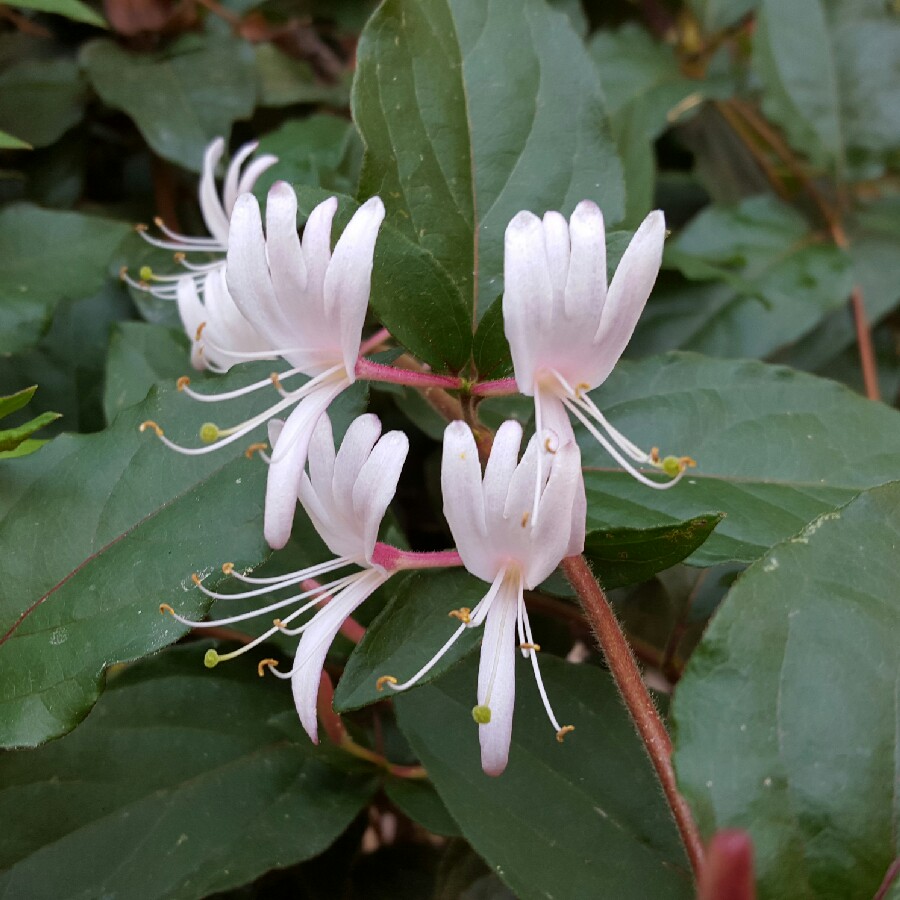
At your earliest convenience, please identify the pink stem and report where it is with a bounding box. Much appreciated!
[359,327,392,356]
[355,357,463,390]
[471,376,519,397]
[301,577,366,643]
[371,543,464,573]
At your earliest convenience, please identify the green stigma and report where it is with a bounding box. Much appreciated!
[662,456,681,477]
[203,649,220,669]
[199,422,219,444]
[472,704,492,725]
[139,265,154,282]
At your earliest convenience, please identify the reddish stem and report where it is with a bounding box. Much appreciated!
[471,376,519,397]
[874,859,900,900]
[698,830,756,900]
[316,670,347,745]
[355,357,463,391]
[561,554,705,880]
[371,543,463,572]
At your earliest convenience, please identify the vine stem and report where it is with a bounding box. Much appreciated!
[561,554,706,879]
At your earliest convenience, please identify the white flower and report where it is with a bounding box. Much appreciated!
[503,202,694,510]
[383,420,584,777]
[162,412,408,744]
[141,184,386,553]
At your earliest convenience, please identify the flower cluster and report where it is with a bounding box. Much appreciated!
[140,137,692,776]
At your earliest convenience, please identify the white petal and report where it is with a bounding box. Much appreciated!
[542,211,570,307]
[235,154,278,200]
[590,210,665,386]
[332,413,382,514]
[301,196,338,310]
[477,579,518,777]
[564,200,606,321]
[441,421,491,581]
[306,411,335,501]
[198,137,230,246]
[502,210,553,395]
[203,266,270,362]
[503,432,541,521]
[226,194,293,347]
[352,430,409,563]
[265,182,308,328]
[324,196,385,376]
[267,418,284,450]
[223,141,259,215]
[264,380,348,549]
[482,420,523,527]
[175,275,205,369]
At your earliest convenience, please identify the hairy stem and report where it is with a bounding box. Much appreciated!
[561,555,705,879]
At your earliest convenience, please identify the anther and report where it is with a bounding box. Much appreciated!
[139,265,153,282]
[681,455,697,468]
[119,265,128,281]
[199,422,219,444]
[159,603,175,616]
[556,725,575,743]
[257,658,279,677]
[575,382,591,399]
[153,216,166,228]
[472,704,492,724]
[270,372,284,393]
[650,447,660,464]
[221,562,235,575]
[245,442,267,459]
[376,675,398,691]
[173,251,186,263]
[134,223,148,233]
[204,649,220,669]
[519,642,541,652]
[521,511,530,528]
[272,618,285,629]
[195,322,206,341]
[448,607,471,623]
[544,437,557,454]
[191,573,202,586]
[139,420,164,437]
[177,376,190,391]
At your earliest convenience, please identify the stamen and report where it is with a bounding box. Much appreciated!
[519,642,541,651]
[159,603,175,616]
[245,442,268,459]
[520,511,530,528]
[190,568,357,603]
[140,420,164,437]
[191,573,202,586]
[376,675,398,691]
[177,376,190,391]
[270,371,285,395]
[195,322,206,341]
[222,562,235,575]
[173,251,186,263]
[556,725,575,742]
[229,554,355,585]
[472,704,492,724]
[257,658,279,677]
[544,437,557,454]
[449,607,471,623]
[385,622,468,691]
[179,368,304,403]
[519,589,568,736]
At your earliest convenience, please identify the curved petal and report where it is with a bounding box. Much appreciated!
[502,210,553,395]
[223,141,259,215]
[203,267,271,364]
[324,196,385,377]
[235,154,278,202]
[477,578,519,777]
[441,422,490,581]
[198,137,230,246]
[589,210,665,387]
[482,420,523,527]
[564,200,606,322]
[352,430,409,563]
[332,413,382,515]
[301,196,338,313]
[503,432,541,521]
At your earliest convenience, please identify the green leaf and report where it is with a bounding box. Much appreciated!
[333,569,484,713]
[472,299,512,381]
[10,0,106,27]
[0,644,377,898]
[80,34,257,172]
[0,385,38,420]
[384,777,461,837]
[0,363,367,748]
[0,128,30,150]
[633,196,853,359]
[0,203,129,355]
[584,514,723,591]
[578,353,900,565]
[672,482,900,898]
[294,186,472,372]
[0,410,60,452]
[0,59,86,149]
[255,43,351,108]
[395,656,693,899]
[103,322,190,424]
[353,0,624,322]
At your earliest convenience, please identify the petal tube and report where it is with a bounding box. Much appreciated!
[441,422,491,582]
[324,196,385,377]
[588,210,665,387]
[477,576,519,777]
[564,200,606,322]
[198,137,230,246]
[502,210,553,395]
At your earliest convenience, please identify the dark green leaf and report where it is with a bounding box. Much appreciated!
[585,514,723,590]
[472,300,512,381]
[395,656,693,899]
[10,0,106,27]
[294,186,472,372]
[255,44,351,108]
[385,777,461,837]
[0,59,86,149]
[333,569,484,713]
[353,0,624,321]
[0,385,37,420]
[635,196,852,359]
[80,34,256,172]
[0,204,129,355]
[0,363,366,748]
[0,644,377,899]
[578,353,900,565]
[672,482,900,898]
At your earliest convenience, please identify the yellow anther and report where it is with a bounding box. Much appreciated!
[519,642,541,652]
[245,442,268,459]
[472,704,492,724]
[681,455,697,468]
[221,562,235,575]
[257,658,279,677]
[191,573,202,586]
[139,420,164,437]
[449,607,471,623]
[139,265,153,282]
[199,422,219,444]
[177,376,190,391]
[544,437,557,454]
[153,216,166,228]
[575,382,591,398]
[118,265,128,281]
[650,446,660,464]
[269,371,284,392]
[134,222,148,233]
[195,322,206,341]
[521,511,530,528]
[272,618,285,629]
[556,725,575,743]
[159,603,175,616]
[173,251,186,263]
[376,675,398,691]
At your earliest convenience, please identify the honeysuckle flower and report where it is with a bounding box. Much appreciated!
[382,420,584,777]
[161,412,408,743]
[503,202,694,520]
[140,184,385,551]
